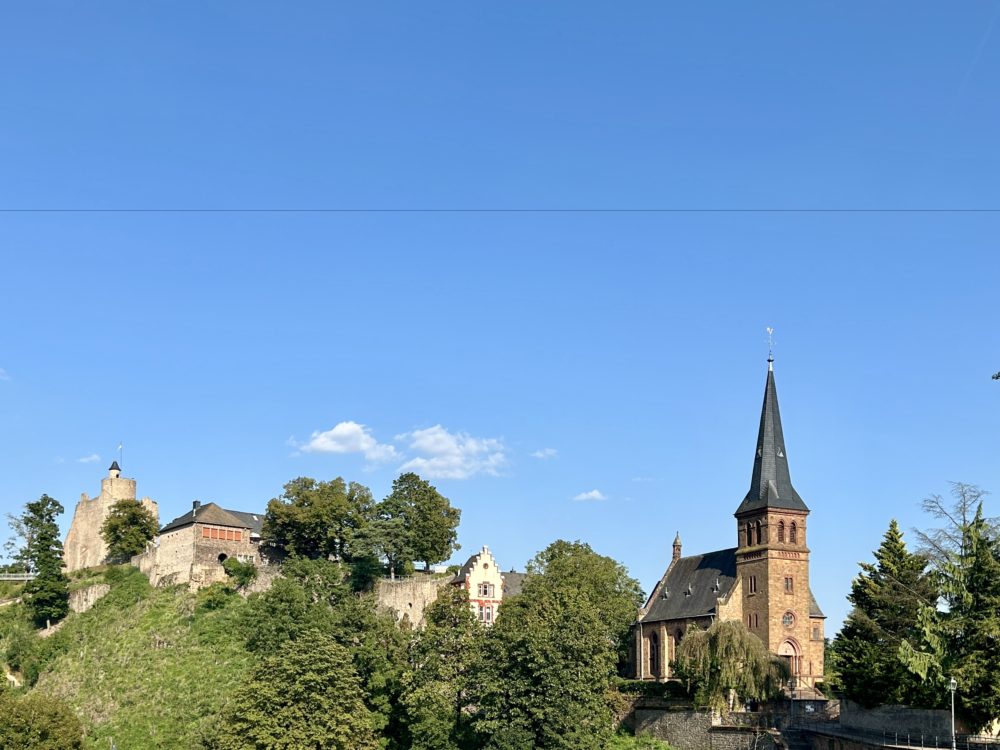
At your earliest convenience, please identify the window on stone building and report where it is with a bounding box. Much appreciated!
[746,522,753,546]
[812,626,821,640]
[477,605,485,622]
[648,632,659,677]
[478,583,494,598]
[484,606,493,623]
[790,522,798,544]
[782,611,795,627]
[748,575,757,594]
[784,576,793,593]
[748,614,752,628]
[754,614,759,628]
[777,521,785,543]
[755,520,763,545]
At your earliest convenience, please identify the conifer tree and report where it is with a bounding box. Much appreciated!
[15,495,70,627]
[834,520,939,708]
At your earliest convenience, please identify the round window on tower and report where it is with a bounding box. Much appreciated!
[782,611,795,628]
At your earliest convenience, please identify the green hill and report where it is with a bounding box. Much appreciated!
[1,567,252,750]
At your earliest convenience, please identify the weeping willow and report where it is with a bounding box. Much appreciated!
[673,620,789,710]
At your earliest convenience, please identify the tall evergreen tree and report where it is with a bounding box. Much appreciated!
[834,520,939,708]
[14,495,70,627]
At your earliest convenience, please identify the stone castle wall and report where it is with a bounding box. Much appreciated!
[64,470,158,572]
[376,575,451,627]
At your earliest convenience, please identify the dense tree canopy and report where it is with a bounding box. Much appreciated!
[14,495,70,627]
[101,498,159,563]
[263,476,375,561]
[834,520,939,708]
[0,688,84,750]
[205,630,379,750]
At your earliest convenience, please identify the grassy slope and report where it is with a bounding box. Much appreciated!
[31,568,252,750]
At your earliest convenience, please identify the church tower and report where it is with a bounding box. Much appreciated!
[734,356,824,688]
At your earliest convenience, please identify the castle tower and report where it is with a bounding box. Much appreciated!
[734,356,824,688]
[63,461,159,572]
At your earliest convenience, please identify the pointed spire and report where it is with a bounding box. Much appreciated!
[672,532,682,562]
[735,359,808,515]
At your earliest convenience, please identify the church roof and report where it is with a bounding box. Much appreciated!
[159,503,263,534]
[640,548,739,623]
[639,546,825,623]
[735,360,809,515]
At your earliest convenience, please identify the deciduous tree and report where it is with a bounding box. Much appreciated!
[673,620,788,711]
[0,688,84,750]
[204,630,379,750]
[101,498,159,563]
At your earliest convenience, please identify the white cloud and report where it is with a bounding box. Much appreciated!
[0,368,10,382]
[77,453,101,464]
[397,425,506,480]
[573,489,607,501]
[300,421,398,462]
[531,448,558,459]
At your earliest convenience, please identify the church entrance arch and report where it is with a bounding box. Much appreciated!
[778,639,801,685]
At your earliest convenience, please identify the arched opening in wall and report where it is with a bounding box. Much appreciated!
[746,522,753,546]
[790,522,798,544]
[755,520,763,545]
[778,521,785,543]
[218,553,228,564]
[648,631,659,678]
[778,639,801,686]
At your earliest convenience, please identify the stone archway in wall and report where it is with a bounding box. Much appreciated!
[778,639,801,686]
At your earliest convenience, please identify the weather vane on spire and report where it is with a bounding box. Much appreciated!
[766,327,775,368]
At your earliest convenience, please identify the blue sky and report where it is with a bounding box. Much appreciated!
[1,3,999,630]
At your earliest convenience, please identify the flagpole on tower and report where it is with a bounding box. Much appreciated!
[118,442,124,469]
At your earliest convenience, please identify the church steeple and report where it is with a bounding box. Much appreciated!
[735,358,808,515]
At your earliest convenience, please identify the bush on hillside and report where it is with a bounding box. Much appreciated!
[0,688,84,749]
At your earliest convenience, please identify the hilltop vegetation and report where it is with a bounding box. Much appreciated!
[0,549,670,750]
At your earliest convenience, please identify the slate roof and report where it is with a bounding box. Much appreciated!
[641,548,738,623]
[451,551,480,584]
[109,460,121,472]
[502,571,526,598]
[735,362,809,515]
[159,502,262,534]
[640,546,826,623]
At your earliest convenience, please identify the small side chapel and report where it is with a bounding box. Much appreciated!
[634,357,825,691]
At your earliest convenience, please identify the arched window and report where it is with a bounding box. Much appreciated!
[648,632,659,678]
[777,521,785,543]
[790,522,798,544]
[746,522,754,546]
[755,520,763,546]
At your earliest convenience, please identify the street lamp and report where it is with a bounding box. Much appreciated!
[949,677,958,750]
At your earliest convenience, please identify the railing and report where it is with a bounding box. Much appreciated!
[788,719,1000,750]
[0,573,35,582]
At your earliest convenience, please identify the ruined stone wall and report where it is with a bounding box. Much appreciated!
[69,583,110,614]
[64,472,158,572]
[376,575,451,627]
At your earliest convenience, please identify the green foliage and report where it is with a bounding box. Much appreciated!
[221,557,258,590]
[17,566,253,748]
[204,630,379,750]
[475,576,619,750]
[402,587,484,750]
[14,495,70,627]
[100,498,159,563]
[387,473,461,570]
[833,520,939,708]
[527,540,644,664]
[263,476,375,561]
[0,689,85,749]
[890,484,1000,731]
[673,620,788,710]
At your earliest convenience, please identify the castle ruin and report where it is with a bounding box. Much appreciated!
[63,462,159,572]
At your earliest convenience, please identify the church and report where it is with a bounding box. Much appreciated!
[634,357,825,691]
